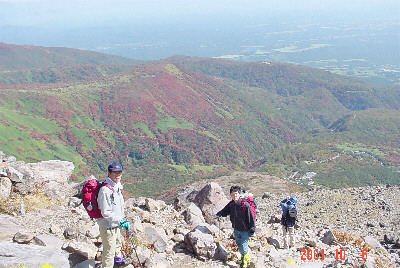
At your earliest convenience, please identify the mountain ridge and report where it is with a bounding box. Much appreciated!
[0,42,139,72]
[164,55,400,111]
[0,43,399,197]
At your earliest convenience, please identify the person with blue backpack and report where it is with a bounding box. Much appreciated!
[280,196,298,249]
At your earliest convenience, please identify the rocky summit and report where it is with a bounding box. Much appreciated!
[0,151,399,268]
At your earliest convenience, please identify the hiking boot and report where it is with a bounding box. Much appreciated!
[114,255,132,266]
[240,253,251,268]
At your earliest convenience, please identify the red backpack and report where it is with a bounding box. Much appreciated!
[82,178,114,219]
[229,192,258,221]
[241,195,257,222]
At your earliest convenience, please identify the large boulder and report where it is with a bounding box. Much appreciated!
[0,242,70,268]
[193,183,229,224]
[184,225,216,259]
[173,185,204,211]
[9,160,74,195]
[182,203,205,227]
[26,160,74,184]
[144,225,169,253]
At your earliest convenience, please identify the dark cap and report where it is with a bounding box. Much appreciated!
[108,162,123,172]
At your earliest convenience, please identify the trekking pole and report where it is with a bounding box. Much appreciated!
[215,216,222,254]
[125,228,143,268]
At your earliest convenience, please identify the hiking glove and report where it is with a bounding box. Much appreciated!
[119,219,130,230]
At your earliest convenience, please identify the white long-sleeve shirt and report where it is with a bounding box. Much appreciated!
[96,177,125,228]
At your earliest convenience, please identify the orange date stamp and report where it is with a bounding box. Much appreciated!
[300,248,368,261]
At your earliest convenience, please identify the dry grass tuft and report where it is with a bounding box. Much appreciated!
[333,230,395,268]
[0,184,56,215]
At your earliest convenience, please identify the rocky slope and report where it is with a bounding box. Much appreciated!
[0,152,399,267]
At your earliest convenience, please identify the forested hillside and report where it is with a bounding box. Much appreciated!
[0,44,399,197]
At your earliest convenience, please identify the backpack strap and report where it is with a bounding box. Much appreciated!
[101,182,114,192]
[101,182,115,203]
[240,199,249,213]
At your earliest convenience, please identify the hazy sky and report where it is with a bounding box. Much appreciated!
[0,0,398,28]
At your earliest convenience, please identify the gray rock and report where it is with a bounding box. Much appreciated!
[127,196,147,208]
[0,242,69,268]
[145,225,168,253]
[26,160,74,184]
[64,227,80,240]
[266,236,280,249]
[267,214,281,224]
[193,182,229,224]
[363,236,387,254]
[84,224,100,239]
[131,217,145,233]
[13,231,34,244]
[183,203,205,227]
[172,234,184,242]
[8,164,35,194]
[300,263,324,268]
[184,225,216,259]
[213,245,228,261]
[73,259,95,268]
[384,234,400,247]
[262,192,274,199]
[6,166,23,183]
[0,215,23,242]
[268,246,284,266]
[5,156,16,163]
[145,198,166,212]
[62,241,98,259]
[366,222,375,227]
[145,252,171,268]
[173,185,203,211]
[131,246,151,267]
[33,234,64,250]
[0,177,12,199]
[361,256,377,268]
[68,197,82,208]
[322,231,337,245]
[13,231,33,244]
[305,239,318,247]
[50,224,62,235]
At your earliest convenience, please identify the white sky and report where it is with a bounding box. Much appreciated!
[0,0,399,27]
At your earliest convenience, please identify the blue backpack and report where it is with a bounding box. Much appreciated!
[282,203,297,227]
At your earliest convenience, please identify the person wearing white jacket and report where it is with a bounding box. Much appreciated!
[96,162,130,268]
